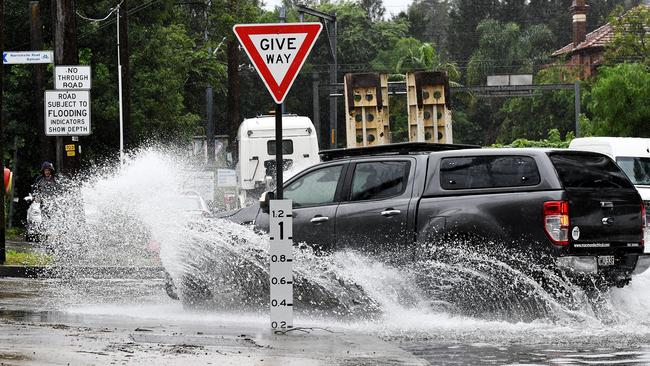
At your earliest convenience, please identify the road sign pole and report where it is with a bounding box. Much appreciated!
[275,103,283,199]
[233,22,322,331]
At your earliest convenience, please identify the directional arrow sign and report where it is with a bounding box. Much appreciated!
[3,51,53,64]
[233,23,322,104]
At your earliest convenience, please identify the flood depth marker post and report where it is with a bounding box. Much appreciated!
[233,22,322,330]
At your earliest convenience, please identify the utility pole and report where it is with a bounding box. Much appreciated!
[329,23,337,148]
[52,0,78,173]
[119,0,131,150]
[30,1,49,161]
[226,0,242,158]
[296,5,337,148]
[1,0,6,264]
[312,72,320,146]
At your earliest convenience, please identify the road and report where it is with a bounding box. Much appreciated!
[2,273,650,365]
[0,276,427,365]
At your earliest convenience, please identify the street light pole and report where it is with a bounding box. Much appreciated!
[116,4,125,166]
[77,2,124,164]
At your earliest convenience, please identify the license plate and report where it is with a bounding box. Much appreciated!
[597,256,615,266]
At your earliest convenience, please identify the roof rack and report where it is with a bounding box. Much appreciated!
[319,142,480,161]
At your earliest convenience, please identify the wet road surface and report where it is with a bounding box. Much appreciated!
[0,277,426,365]
[2,275,650,365]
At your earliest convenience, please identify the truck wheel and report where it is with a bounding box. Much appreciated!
[181,274,212,309]
[163,271,179,300]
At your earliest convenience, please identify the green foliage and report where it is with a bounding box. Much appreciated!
[405,0,452,51]
[495,64,580,143]
[605,4,650,66]
[5,250,53,266]
[130,23,222,141]
[370,38,460,80]
[359,0,386,21]
[492,129,575,148]
[449,107,483,145]
[586,63,650,137]
[4,227,24,241]
[2,0,645,187]
[466,19,554,85]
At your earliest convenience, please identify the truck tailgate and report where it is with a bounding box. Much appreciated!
[548,151,644,254]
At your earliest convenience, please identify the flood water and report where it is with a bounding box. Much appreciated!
[6,147,650,365]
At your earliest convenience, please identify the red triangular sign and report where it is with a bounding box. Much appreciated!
[233,23,323,104]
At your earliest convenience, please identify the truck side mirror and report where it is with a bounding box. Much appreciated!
[259,191,275,213]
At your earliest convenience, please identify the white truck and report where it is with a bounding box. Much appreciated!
[236,114,320,207]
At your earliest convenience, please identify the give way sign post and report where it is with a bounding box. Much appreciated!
[233,22,322,332]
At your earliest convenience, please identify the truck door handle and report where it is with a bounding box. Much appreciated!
[310,216,329,224]
[381,209,401,217]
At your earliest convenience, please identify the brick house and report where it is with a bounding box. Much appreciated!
[553,1,649,78]
[552,0,612,78]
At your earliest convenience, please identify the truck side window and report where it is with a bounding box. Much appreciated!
[440,156,540,190]
[350,161,410,201]
[284,165,342,208]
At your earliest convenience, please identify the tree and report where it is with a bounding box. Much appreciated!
[586,63,650,137]
[448,0,500,65]
[495,63,580,143]
[605,4,650,66]
[459,19,555,145]
[466,19,554,85]
[492,129,575,148]
[209,0,263,147]
[129,23,224,141]
[370,38,460,80]
[405,0,451,54]
[358,0,385,21]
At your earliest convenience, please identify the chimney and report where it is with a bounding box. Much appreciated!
[571,0,589,47]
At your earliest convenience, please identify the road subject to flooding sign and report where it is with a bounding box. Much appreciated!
[44,90,91,136]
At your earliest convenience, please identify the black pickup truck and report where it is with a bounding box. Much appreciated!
[222,143,649,287]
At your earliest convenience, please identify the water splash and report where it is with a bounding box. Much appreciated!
[34,146,650,331]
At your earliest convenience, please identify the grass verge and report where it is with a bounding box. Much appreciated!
[5,250,52,266]
[5,227,25,241]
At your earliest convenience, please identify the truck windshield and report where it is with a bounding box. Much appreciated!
[616,157,650,186]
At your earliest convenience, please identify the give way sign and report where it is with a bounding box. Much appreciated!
[233,23,322,104]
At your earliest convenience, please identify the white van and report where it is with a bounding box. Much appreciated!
[236,115,320,206]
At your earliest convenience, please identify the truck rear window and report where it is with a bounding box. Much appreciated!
[549,153,635,189]
[267,140,294,155]
[440,156,540,190]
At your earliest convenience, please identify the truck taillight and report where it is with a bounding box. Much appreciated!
[543,201,569,246]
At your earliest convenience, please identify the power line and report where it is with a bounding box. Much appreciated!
[76,0,124,22]
[78,0,163,40]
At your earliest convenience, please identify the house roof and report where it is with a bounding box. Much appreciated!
[552,4,649,57]
[552,23,614,57]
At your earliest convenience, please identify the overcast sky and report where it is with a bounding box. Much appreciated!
[262,0,412,17]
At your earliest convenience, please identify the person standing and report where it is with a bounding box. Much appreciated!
[32,161,62,216]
